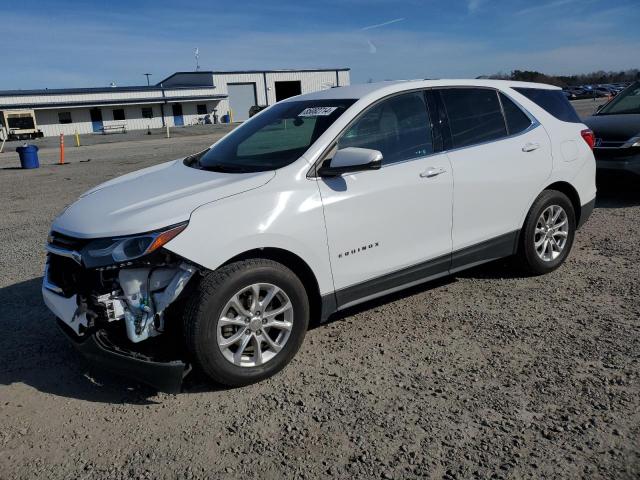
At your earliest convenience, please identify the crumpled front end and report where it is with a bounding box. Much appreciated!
[42,230,199,392]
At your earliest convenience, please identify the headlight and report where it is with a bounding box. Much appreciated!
[82,223,187,268]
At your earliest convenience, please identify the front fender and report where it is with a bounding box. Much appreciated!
[164,180,334,295]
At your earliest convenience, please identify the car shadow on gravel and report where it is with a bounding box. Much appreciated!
[595,174,640,208]
[0,277,163,404]
[318,276,457,327]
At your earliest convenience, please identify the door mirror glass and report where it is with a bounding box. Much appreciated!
[317,147,382,177]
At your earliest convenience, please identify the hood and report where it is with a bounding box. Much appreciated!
[52,159,275,238]
[584,114,640,142]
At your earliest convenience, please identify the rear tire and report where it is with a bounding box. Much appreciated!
[517,190,576,275]
[183,259,309,387]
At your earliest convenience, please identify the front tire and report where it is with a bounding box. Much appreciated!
[183,259,309,387]
[517,190,576,275]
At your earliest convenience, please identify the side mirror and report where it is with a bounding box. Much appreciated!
[317,147,383,177]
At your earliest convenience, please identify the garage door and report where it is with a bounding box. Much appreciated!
[228,83,257,122]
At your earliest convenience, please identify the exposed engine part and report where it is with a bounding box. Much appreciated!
[95,292,126,321]
[124,263,196,343]
[93,263,197,344]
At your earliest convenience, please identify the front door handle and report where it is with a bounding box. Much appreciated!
[419,167,447,178]
[522,142,540,152]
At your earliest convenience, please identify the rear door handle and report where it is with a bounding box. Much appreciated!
[419,167,447,178]
[522,142,540,152]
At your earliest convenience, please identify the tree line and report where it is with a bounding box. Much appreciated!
[480,69,640,87]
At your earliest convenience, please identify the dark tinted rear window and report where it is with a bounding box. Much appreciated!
[499,93,532,135]
[514,87,581,123]
[440,88,507,148]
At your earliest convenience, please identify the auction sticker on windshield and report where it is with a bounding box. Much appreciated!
[298,107,338,117]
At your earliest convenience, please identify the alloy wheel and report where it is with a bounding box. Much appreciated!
[217,283,294,367]
[534,205,569,262]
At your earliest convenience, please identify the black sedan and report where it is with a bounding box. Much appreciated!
[584,82,640,176]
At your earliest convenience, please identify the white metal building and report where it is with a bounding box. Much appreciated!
[0,68,351,138]
[159,68,351,121]
[0,86,224,137]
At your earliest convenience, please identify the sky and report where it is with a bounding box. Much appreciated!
[1,0,638,90]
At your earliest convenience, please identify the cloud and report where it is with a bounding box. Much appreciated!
[360,18,405,31]
[467,0,485,13]
[514,0,579,16]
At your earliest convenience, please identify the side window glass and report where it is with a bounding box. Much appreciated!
[440,88,507,148]
[500,93,532,135]
[337,92,433,165]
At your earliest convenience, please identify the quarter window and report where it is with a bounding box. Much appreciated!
[440,88,507,148]
[513,87,581,123]
[338,92,433,165]
[499,93,532,135]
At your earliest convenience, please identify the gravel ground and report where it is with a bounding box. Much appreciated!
[0,126,639,479]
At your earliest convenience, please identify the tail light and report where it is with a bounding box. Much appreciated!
[581,129,595,150]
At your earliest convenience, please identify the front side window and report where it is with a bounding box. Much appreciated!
[440,88,507,148]
[337,91,433,165]
[195,99,355,172]
[513,87,581,123]
[113,109,125,121]
[499,93,532,135]
[597,82,640,115]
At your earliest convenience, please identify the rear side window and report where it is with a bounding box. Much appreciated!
[513,87,581,123]
[338,91,433,165]
[499,93,532,135]
[440,88,507,148]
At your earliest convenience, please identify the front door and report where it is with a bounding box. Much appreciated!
[90,108,103,132]
[317,91,453,307]
[172,104,184,126]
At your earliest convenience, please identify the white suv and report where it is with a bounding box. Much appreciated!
[43,80,596,391]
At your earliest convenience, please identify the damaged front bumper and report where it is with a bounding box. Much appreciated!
[43,284,191,393]
[42,240,198,393]
[56,318,189,393]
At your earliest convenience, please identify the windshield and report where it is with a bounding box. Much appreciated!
[192,99,356,173]
[598,82,640,115]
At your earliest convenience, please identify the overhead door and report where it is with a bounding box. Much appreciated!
[228,83,257,122]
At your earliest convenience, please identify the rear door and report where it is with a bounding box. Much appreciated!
[436,87,552,261]
[317,91,453,305]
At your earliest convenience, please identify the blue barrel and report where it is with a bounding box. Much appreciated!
[16,145,40,169]
[221,114,230,123]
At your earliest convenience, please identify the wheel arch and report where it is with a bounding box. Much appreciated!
[542,181,582,225]
[221,247,326,326]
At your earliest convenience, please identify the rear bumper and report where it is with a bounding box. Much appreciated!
[57,320,189,393]
[578,198,596,230]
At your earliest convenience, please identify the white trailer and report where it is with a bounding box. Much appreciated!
[0,109,43,140]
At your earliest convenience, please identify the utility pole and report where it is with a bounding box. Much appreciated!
[143,73,152,86]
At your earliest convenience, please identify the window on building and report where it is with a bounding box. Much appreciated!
[141,107,153,119]
[113,109,125,121]
[440,88,507,148]
[338,91,433,165]
[197,104,208,115]
[513,87,581,123]
[499,93,533,135]
[58,112,72,124]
